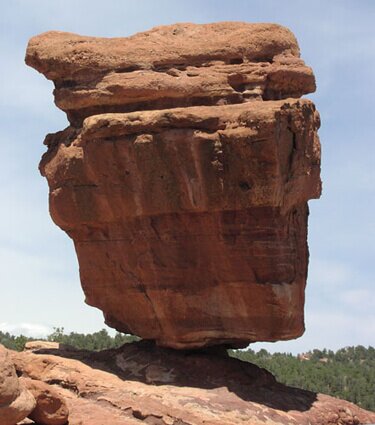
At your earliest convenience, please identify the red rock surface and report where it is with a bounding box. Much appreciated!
[22,378,69,425]
[26,22,321,349]
[26,23,315,126]
[9,342,375,425]
[0,345,35,425]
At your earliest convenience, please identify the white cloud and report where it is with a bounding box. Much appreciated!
[0,322,52,338]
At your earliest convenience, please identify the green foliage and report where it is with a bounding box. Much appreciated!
[47,327,139,350]
[0,328,138,352]
[0,331,30,351]
[229,345,375,412]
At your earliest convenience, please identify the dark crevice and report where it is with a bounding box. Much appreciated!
[292,131,297,151]
[49,182,98,192]
[67,94,243,127]
[114,65,142,73]
[46,379,79,394]
[231,83,247,93]
[286,126,298,181]
[263,88,283,100]
[73,183,99,188]
[152,63,188,72]
[87,125,220,142]
[55,71,108,90]
[239,181,251,192]
[252,56,273,63]
[228,57,244,64]
[132,410,168,424]
[56,79,79,89]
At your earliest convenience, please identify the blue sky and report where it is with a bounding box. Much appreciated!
[0,0,374,353]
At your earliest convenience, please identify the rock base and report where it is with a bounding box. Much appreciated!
[8,341,375,425]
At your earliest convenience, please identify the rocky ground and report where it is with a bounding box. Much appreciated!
[1,341,375,425]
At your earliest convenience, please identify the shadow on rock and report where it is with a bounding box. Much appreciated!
[33,340,317,413]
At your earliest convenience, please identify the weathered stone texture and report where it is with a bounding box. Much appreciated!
[0,345,36,425]
[26,22,321,348]
[8,342,375,425]
[26,23,315,125]
[22,378,69,425]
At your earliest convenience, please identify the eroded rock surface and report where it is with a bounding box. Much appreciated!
[26,22,321,348]
[0,345,36,425]
[8,342,375,425]
[26,23,315,126]
[22,378,69,425]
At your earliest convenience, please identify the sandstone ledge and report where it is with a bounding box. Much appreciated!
[8,342,375,425]
[26,22,315,125]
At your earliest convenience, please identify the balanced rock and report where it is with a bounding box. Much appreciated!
[0,345,36,425]
[26,22,321,349]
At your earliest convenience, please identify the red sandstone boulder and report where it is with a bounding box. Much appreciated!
[24,341,77,353]
[22,378,69,425]
[26,22,321,349]
[0,345,36,425]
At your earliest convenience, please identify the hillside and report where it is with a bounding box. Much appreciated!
[230,345,375,411]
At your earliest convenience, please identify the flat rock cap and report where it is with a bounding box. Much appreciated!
[26,22,300,79]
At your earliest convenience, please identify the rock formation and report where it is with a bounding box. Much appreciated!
[0,345,35,425]
[6,342,375,425]
[26,22,321,349]
[21,378,69,425]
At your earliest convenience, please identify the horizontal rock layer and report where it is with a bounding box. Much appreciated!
[40,99,320,348]
[26,22,315,125]
[27,22,321,348]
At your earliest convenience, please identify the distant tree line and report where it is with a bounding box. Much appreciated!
[1,329,373,411]
[0,327,138,352]
[229,346,375,411]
